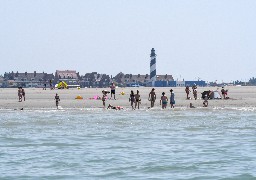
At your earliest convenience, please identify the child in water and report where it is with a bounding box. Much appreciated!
[102,90,109,108]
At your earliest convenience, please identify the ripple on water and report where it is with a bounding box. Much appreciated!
[0,108,256,179]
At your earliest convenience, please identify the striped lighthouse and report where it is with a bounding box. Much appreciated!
[150,48,156,87]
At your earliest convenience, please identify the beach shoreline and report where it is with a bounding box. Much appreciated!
[0,86,255,110]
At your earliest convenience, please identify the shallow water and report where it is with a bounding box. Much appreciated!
[0,108,256,179]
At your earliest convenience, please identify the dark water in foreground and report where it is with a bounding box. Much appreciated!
[0,107,256,179]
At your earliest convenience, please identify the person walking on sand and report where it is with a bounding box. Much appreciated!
[43,81,47,90]
[21,88,25,101]
[160,92,168,109]
[134,90,141,109]
[170,89,175,108]
[110,83,116,100]
[18,87,22,102]
[129,90,135,110]
[185,86,191,99]
[54,93,60,109]
[49,80,53,90]
[148,88,156,108]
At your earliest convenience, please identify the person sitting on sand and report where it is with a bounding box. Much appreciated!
[134,90,141,109]
[148,88,156,108]
[203,96,208,107]
[160,92,168,109]
[107,104,123,110]
[190,103,195,108]
[54,93,60,109]
[129,90,135,110]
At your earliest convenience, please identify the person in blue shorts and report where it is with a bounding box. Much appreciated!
[170,89,175,108]
[160,92,168,109]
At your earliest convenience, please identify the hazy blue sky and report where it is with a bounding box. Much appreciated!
[0,0,255,82]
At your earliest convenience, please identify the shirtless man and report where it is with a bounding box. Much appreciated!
[54,93,60,109]
[134,90,141,109]
[148,88,156,108]
[110,83,116,100]
[160,92,168,109]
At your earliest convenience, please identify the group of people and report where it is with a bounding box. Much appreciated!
[18,87,25,102]
[101,87,176,110]
[185,85,198,100]
[17,82,229,110]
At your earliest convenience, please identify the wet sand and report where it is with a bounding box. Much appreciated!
[0,86,255,110]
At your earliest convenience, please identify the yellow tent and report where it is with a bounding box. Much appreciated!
[57,81,68,89]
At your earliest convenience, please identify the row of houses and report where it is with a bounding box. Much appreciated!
[0,70,206,88]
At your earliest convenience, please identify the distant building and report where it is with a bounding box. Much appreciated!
[3,71,54,88]
[113,72,174,87]
[168,80,206,87]
[0,76,4,87]
[80,72,110,88]
[55,70,80,88]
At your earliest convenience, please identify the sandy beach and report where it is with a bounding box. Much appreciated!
[0,86,256,110]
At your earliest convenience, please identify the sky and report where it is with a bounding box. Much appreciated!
[0,0,256,82]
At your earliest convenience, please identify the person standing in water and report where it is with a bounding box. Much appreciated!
[160,92,168,109]
[134,90,141,109]
[102,90,108,108]
[110,83,116,100]
[129,90,135,110]
[148,88,156,108]
[170,89,175,108]
[54,93,60,109]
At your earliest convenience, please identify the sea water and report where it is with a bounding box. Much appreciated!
[0,107,256,180]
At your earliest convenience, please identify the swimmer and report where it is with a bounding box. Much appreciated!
[107,104,123,110]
